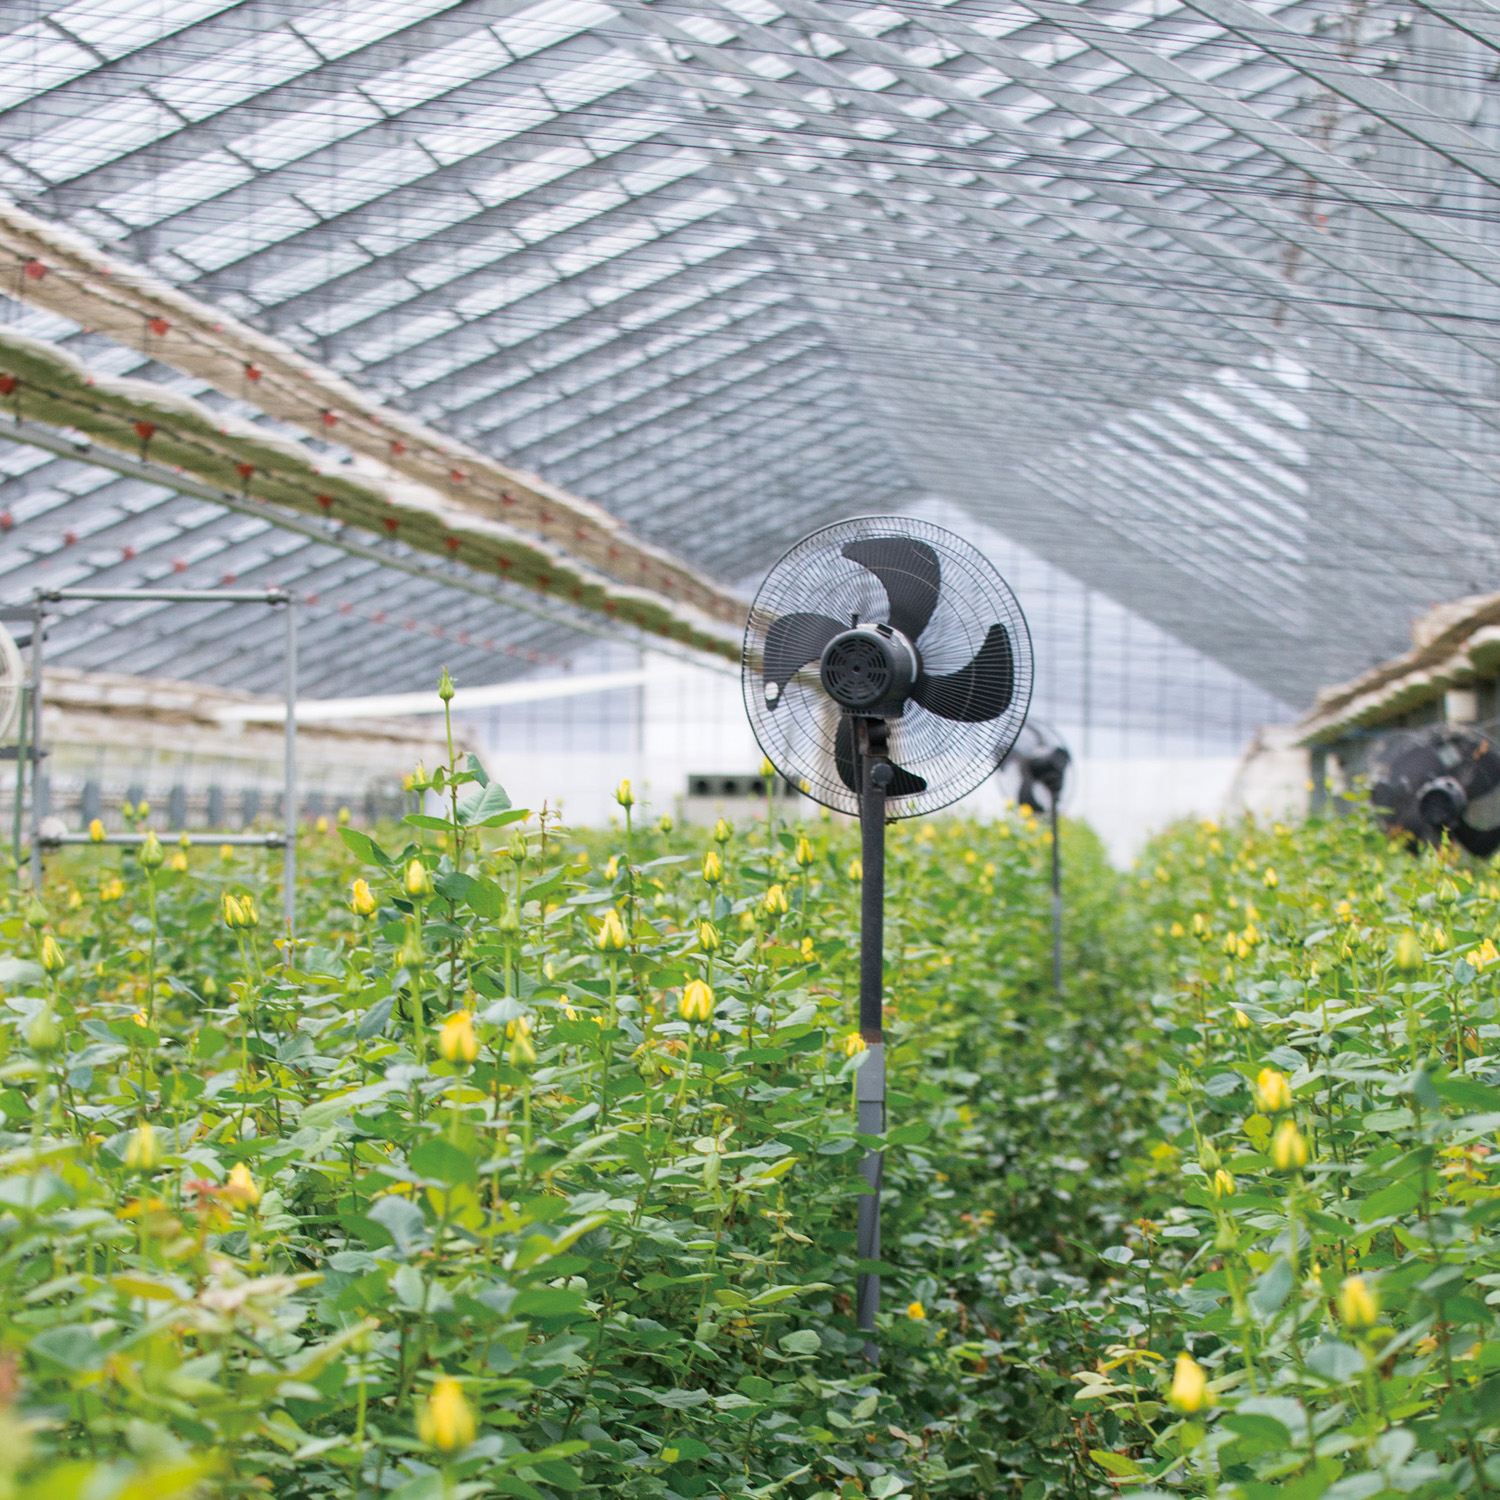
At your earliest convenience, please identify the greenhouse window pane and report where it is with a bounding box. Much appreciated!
[291,0,464,61]
[361,28,508,114]
[493,0,615,60]
[0,23,94,112]
[13,96,177,182]
[230,93,385,172]
[50,0,237,60]
[153,28,322,122]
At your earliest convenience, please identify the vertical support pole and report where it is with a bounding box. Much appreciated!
[283,595,297,943]
[28,599,43,891]
[1050,797,1063,996]
[856,727,889,1363]
[11,682,27,868]
[1309,744,1328,818]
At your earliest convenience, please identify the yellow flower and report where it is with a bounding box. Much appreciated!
[597,908,628,952]
[1212,1168,1236,1198]
[657,814,674,834]
[702,850,723,885]
[843,1033,867,1057]
[439,1011,479,1065]
[680,979,714,1023]
[350,878,377,917]
[101,878,124,903]
[1231,1008,1251,1030]
[88,818,105,843]
[124,1122,159,1171]
[604,855,620,881]
[338,806,351,825]
[795,836,814,868]
[698,922,721,953]
[418,1376,476,1454]
[1475,937,1500,971]
[1337,1275,1378,1331]
[1168,1352,1210,1413]
[224,1162,261,1208]
[1263,867,1278,888]
[1191,913,1207,938]
[164,851,186,873]
[138,830,165,870]
[615,778,634,809]
[847,858,863,882]
[438,666,456,703]
[314,815,328,834]
[1170,921,1185,938]
[1254,1068,1293,1113]
[713,817,732,844]
[907,1301,926,1320]
[66,888,82,910]
[219,844,233,862]
[1394,931,1423,970]
[137,800,151,819]
[801,935,815,962]
[1271,1119,1308,1170]
[507,1015,537,1066]
[240,894,259,929]
[762,883,788,917]
[39,933,65,973]
[411,761,430,790]
[222,893,246,929]
[404,859,433,898]
[760,756,776,779]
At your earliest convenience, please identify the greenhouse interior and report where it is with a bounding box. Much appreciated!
[6,0,1500,1494]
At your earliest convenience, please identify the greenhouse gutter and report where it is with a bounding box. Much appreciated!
[0,198,745,633]
[8,415,739,677]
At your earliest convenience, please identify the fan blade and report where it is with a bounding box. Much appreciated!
[912,623,1015,723]
[834,717,929,796]
[762,611,845,702]
[841,537,940,641]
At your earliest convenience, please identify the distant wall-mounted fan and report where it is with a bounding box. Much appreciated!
[743,516,1033,1357]
[1369,725,1500,857]
[1001,721,1071,993]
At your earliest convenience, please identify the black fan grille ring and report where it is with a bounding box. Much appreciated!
[742,516,1034,819]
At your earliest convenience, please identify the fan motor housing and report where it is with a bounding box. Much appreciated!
[819,623,918,717]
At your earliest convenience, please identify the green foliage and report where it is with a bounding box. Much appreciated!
[0,769,1147,1499]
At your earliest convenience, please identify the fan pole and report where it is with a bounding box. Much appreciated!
[1050,797,1063,996]
[856,722,891,1362]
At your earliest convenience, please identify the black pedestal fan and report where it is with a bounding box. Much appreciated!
[1003,722,1072,993]
[742,516,1033,1358]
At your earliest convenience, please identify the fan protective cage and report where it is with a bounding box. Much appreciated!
[743,516,1033,819]
[0,623,20,747]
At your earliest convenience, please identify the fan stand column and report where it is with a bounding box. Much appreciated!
[856,718,892,1363]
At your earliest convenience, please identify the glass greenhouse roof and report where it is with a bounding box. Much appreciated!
[1,0,1496,709]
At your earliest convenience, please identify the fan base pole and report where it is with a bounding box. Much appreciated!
[856,739,887,1364]
[1051,799,1063,996]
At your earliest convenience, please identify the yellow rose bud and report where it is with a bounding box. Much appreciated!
[219,844,233,862]
[419,1376,476,1454]
[411,761,430,790]
[1212,1167,1236,1198]
[1271,1118,1308,1170]
[507,1015,537,1066]
[597,908,628,952]
[26,1008,61,1053]
[88,818,105,843]
[338,806,351,825]
[713,817,732,845]
[39,933,65,973]
[1192,913,1208,937]
[137,800,151,819]
[795,836,814,868]
[224,1162,261,1208]
[1231,1008,1251,1030]
[404,859,433,898]
[67,888,82,909]
[847,859,863,882]
[1337,1275,1378,1332]
[843,1032,867,1057]
[604,855,620,881]
[350,878,377,917]
[1263,867,1278,888]
[615,778,634,808]
[702,850,723,885]
[438,666,456,703]
[397,922,425,970]
[680,979,714,1022]
[222,893,244,930]
[124,1122,159,1171]
[1254,1067,1293,1113]
[439,1010,479,1065]
[760,756,777,779]
[907,1301,925,1320]
[120,800,135,820]
[699,922,720,953]
[168,851,188,873]
[101,878,124,902]
[762,883,788,917]
[1169,1352,1210,1413]
[315,815,328,834]
[1170,921,1185,938]
[657,813,674,834]
[801,935,815,962]
[138,830,165,869]
[239,894,259,929]
[1394,931,1423,970]
[179,831,192,849]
